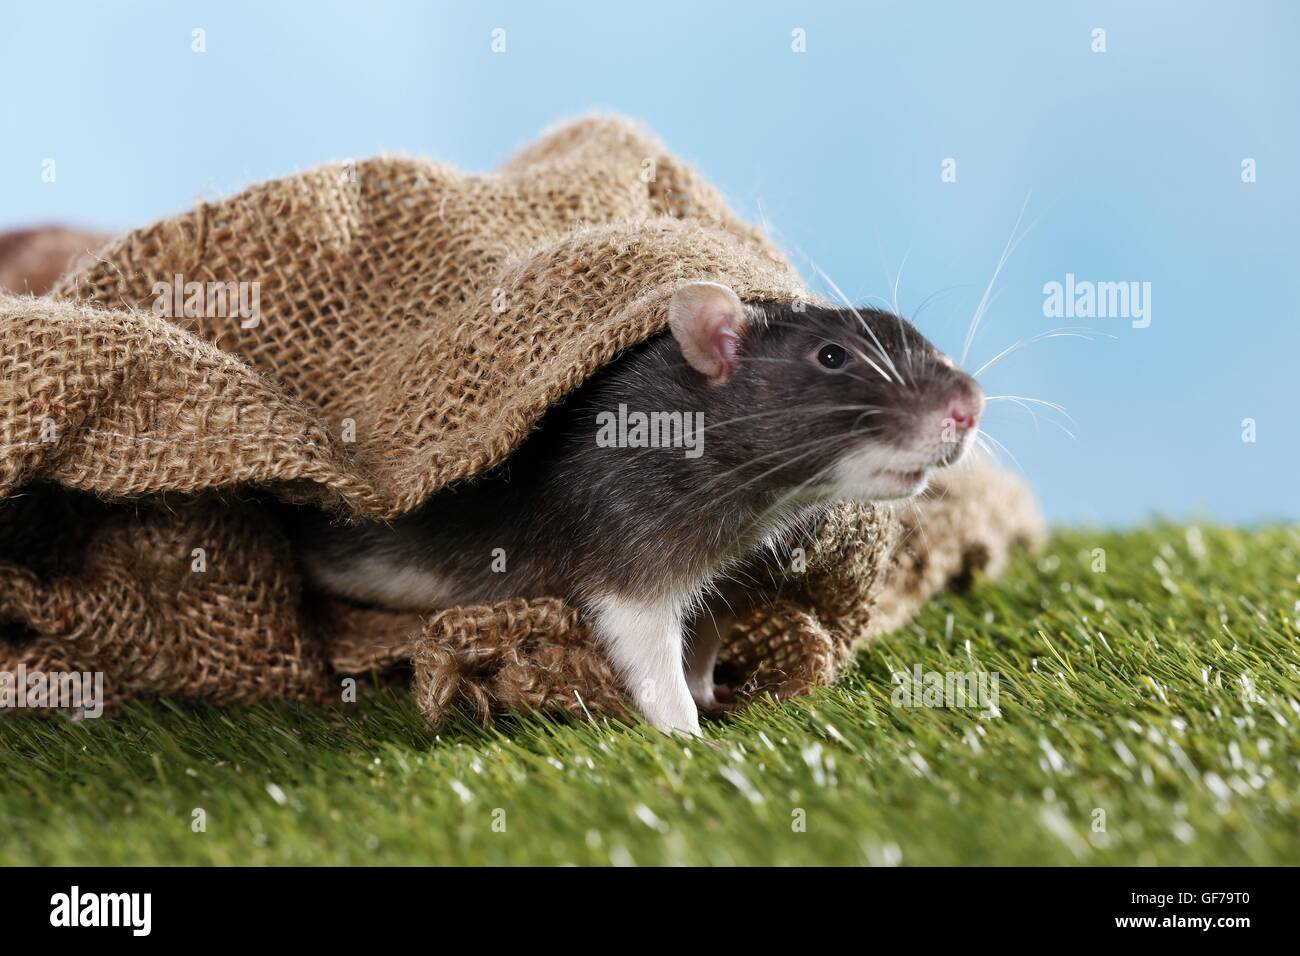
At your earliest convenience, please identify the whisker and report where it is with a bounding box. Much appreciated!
[765,455,848,519]
[909,285,964,324]
[709,433,857,505]
[886,248,918,388]
[746,217,908,388]
[691,403,886,437]
[696,430,867,492]
[890,249,910,319]
[758,318,897,386]
[907,495,934,555]
[737,348,894,391]
[970,327,1113,380]
[985,394,1076,425]
[958,192,1037,367]
[809,260,904,384]
[982,395,1076,442]
[974,429,1024,473]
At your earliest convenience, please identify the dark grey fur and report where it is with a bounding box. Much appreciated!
[287,303,981,614]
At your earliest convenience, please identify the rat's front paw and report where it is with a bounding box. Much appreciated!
[637,693,702,737]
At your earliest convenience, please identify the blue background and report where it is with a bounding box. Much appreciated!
[3,0,1296,526]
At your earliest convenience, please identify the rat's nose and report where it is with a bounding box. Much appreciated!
[945,396,980,432]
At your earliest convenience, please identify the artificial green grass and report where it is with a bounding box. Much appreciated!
[1,525,1297,865]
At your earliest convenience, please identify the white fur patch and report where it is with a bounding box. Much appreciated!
[588,593,700,735]
[825,413,979,502]
[826,442,932,501]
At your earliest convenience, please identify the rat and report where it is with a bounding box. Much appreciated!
[288,281,983,735]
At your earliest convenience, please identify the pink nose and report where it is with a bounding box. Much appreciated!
[947,399,979,431]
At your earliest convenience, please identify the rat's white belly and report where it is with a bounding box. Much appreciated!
[305,553,466,611]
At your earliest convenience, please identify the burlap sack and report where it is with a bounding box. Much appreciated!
[0,117,1044,724]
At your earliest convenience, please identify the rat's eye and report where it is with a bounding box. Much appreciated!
[816,343,850,370]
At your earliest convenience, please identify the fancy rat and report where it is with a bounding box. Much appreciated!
[289,281,983,735]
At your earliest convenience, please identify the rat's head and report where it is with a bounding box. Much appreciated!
[668,280,983,501]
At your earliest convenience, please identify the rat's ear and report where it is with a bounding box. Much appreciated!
[667,281,747,383]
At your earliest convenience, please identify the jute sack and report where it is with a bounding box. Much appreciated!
[0,117,1044,723]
